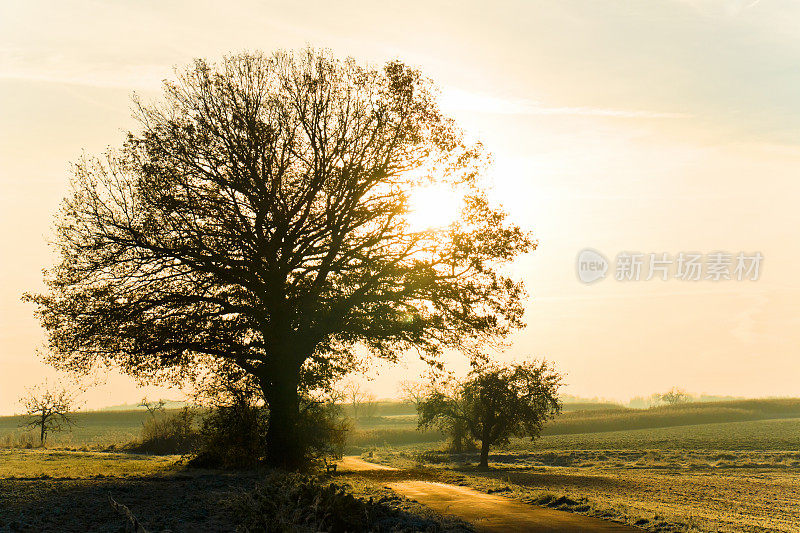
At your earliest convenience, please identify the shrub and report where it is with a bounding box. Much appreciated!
[229,472,469,532]
[190,401,269,469]
[131,407,199,454]
[188,395,350,470]
[0,431,38,449]
[297,398,351,468]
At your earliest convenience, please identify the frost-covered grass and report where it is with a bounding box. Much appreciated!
[0,448,179,478]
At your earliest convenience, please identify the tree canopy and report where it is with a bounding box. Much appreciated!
[658,387,692,406]
[25,48,534,468]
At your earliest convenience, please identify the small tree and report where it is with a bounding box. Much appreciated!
[20,382,83,447]
[360,392,379,420]
[658,387,691,406]
[419,361,563,469]
[139,397,166,418]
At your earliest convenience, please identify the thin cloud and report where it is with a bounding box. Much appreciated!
[677,0,762,16]
[0,47,169,90]
[440,87,691,119]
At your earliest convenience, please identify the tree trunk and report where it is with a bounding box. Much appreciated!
[478,440,490,469]
[478,426,491,470]
[40,416,46,447]
[262,369,303,470]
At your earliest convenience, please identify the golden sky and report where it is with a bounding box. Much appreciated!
[2,0,800,413]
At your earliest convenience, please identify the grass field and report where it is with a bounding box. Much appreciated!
[542,398,800,435]
[361,416,800,533]
[0,449,472,532]
[0,448,179,478]
[363,446,800,533]
[350,399,800,532]
[344,397,800,449]
[529,417,800,451]
[3,398,800,532]
[0,409,157,448]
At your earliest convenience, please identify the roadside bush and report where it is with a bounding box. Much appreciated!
[416,450,452,464]
[131,407,199,454]
[189,395,350,470]
[0,430,38,449]
[190,401,269,469]
[229,472,468,532]
[298,398,351,468]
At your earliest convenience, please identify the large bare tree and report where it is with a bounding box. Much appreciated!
[25,49,534,468]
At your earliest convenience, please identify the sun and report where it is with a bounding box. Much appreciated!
[406,183,463,231]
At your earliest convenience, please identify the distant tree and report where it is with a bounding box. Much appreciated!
[399,380,428,410]
[626,396,650,409]
[139,397,166,418]
[343,381,376,420]
[360,392,379,420]
[20,382,83,447]
[658,387,692,406]
[418,361,562,469]
[647,393,663,407]
[24,49,533,469]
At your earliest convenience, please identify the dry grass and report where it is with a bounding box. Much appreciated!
[0,430,39,449]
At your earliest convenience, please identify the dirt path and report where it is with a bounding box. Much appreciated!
[339,457,640,533]
[338,456,398,471]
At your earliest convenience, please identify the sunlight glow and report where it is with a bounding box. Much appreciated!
[406,183,463,231]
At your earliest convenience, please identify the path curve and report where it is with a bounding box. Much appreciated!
[338,456,640,533]
[338,456,398,471]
